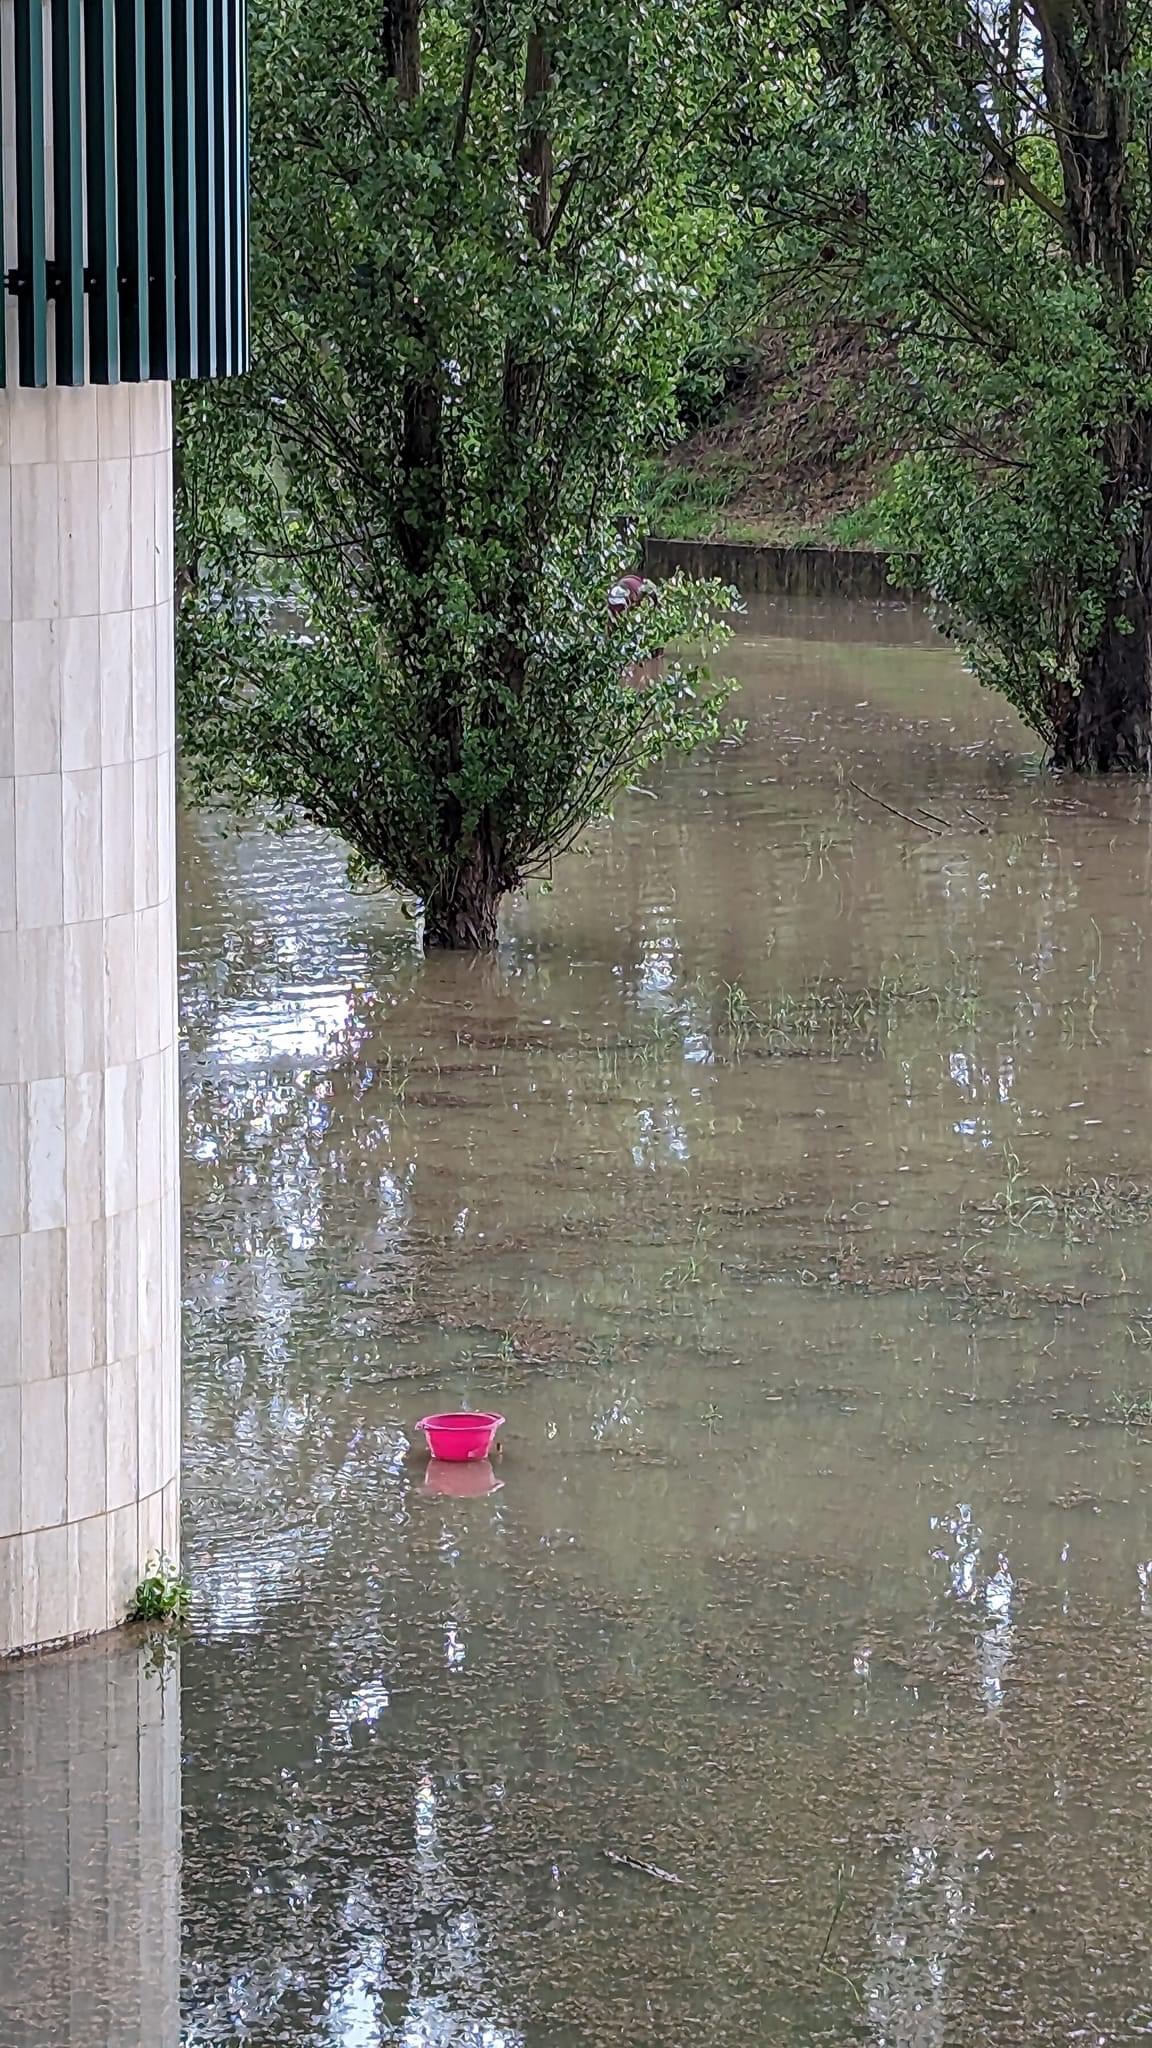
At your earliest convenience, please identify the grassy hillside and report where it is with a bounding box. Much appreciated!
[646,326,897,547]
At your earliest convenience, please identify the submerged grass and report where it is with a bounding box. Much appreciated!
[795,1237,1091,1318]
[1105,1391,1152,1432]
[579,957,985,1069]
[714,966,971,1058]
[970,1149,1152,1241]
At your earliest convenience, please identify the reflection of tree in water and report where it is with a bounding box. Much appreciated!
[180,964,745,1547]
[849,1492,1152,2048]
[930,1503,1016,1714]
[863,1501,994,2048]
[180,756,1152,1422]
[181,1499,1152,2045]
[183,1482,533,2043]
[866,1812,977,2048]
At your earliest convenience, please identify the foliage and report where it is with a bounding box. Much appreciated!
[878,269,1128,749]
[739,0,1152,769]
[826,497,898,549]
[128,1555,191,1626]
[635,456,754,541]
[178,0,745,944]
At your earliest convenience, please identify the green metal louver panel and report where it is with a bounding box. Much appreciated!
[13,0,48,385]
[51,0,84,383]
[83,0,120,381]
[170,0,198,378]
[2,0,248,386]
[193,0,218,377]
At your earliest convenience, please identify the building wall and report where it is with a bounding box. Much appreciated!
[0,381,180,1654]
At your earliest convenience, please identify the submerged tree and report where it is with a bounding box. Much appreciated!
[178,0,739,948]
[746,0,1152,770]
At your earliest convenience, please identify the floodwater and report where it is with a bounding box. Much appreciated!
[9,594,1152,2046]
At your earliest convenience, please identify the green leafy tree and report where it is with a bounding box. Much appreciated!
[178,0,741,947]
[744,0,1152,770]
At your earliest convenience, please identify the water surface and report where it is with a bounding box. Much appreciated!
[179,598,1152,2045]
[25,593,1152,2047]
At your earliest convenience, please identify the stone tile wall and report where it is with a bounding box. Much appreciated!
[0,382,180,1654]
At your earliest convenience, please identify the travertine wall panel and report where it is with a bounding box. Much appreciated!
[0,383,179,1655]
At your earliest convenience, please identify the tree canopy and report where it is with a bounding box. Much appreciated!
[178,0,743,947]
[738,0,1152,768]
[180,0,1152,831]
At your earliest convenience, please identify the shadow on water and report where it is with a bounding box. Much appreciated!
[7,595,1152,2044]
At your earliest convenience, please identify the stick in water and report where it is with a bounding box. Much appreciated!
[604,1849,695,1888]
[847,778,941,834]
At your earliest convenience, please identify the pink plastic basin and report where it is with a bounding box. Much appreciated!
[417,1411,505,1462]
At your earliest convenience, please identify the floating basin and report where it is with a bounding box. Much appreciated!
[416,1412,505,1462]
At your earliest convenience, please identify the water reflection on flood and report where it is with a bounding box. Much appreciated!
[174,595,1152,2044]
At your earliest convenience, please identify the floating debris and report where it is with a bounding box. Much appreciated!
[603,1849,696,1889]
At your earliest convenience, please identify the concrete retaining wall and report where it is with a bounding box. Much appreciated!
[642,536,918,604]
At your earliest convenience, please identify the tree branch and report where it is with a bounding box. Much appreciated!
[876,0,1071,232]
[452,1,486,158]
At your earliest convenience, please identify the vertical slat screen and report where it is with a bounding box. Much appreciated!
[231,0,242,364]
[1,0,248,386]
[227,0,242,372]
[113,0,148,377]
[210,0,229,376]
[217,0,233,373]
[12,0,47,384]
[170,0,196,377]
[83,0,120,382]
[193,0,217,378]
[50,0,83,381]
[144,0,175,376]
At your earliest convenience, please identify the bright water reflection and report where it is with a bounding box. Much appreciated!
[176,597,1152,2043]
[12,594,1152,2044]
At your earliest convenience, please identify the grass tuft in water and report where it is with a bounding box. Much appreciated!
[713,968,949,1058]
[797,1236,1091,1318]
[971,1149,1152,1240]
[660,1255,709,1293]
[587,958,982,1069]
[1105,1391,1152,1432]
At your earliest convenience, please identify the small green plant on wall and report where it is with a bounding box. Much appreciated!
[128,1554,191,1627]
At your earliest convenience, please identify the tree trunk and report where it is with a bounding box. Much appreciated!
[1054,433,1152,770]
[1032,1,1152,770]
[520,28,553,246]
[381,0,422,104]
[423,832,505,951]
[171,393,196,610]
[1060,612,1152,771]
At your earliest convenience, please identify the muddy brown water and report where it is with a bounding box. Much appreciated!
[7,595,1152,2045]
